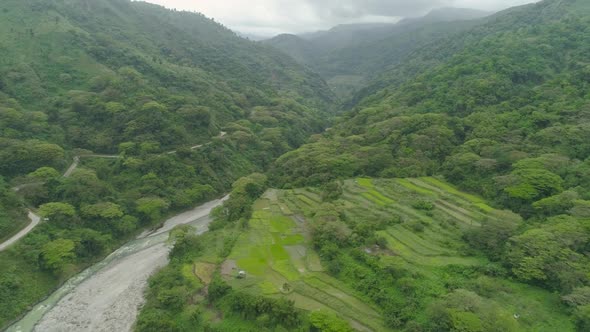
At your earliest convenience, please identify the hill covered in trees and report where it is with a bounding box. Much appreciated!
[134,0,590,331]
[0,0,334,165]
[4,0,590,331]
[270,0,590,329]
[0,0,335,328]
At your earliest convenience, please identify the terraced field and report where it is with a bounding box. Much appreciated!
[212,177,505,330]
[188,177,570,331]
[348,177,497,267]
[223,189,386,331]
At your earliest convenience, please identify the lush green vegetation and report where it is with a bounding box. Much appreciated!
[0,0,334,328]
[4,0,590,330]
[266,0,590,329]
[140,177,576,331]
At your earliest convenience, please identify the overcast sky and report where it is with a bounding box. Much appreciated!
[143,0,540,37]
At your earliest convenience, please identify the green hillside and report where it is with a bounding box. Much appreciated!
[268,0,590,329]
[3,0,590,331]
[0,0,333,168]
[139,177,573,331]
[0,0,335,328]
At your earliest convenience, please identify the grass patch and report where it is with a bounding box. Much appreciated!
[396,178,437,196]
[273,260,301,281]
[361,189,395,206]
[306,251,324,272]
[420,177,485,204]
[270,215,297,233]
[356,178,374,188]
[475,202,494,213]
[378,231,483,267]
[295,194,317,208]
[193,262,216,284]
[387,225,453,256]
[259,280,279,295]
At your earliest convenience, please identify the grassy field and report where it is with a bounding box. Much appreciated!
[185,177,573,331]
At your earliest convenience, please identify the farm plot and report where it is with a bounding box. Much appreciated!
[192,177,570,332]
[341,177,500,268]
[222,188,388,331]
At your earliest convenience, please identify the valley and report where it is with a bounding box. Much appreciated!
[1,0,590,331]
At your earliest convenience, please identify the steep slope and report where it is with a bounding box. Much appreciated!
[274,0,590,189]
[272,2,590,321]
[0,0,334,165]
[264,8,491,97]
[0,179,27,243]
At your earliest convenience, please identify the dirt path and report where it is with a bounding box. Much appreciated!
[1,132,228,253]
[0,211,40,252]
[63,156,80,178]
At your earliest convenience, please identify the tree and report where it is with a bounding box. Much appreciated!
[169,226,202,262]
[321,181,343,202]
[504,168,564,203]
[81,202,124,220]
[27,167,60,181]
[464,211,521,260]
[208,275,231,303]
[574,305,590,332]
[136,197,170,221]
[73,228,111,258]
[563,287,590,308]
[309,311,353,332]
[57,169,110,207]
[39,202,76,226]
[505,216,589,291]
[533,190,579,216]
[177,106,211,128]
[40,239,76,273]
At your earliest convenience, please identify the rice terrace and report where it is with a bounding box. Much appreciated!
[187,178,572,331]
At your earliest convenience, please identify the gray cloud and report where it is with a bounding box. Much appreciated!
[143,0,540,37]
[306,0,448,18]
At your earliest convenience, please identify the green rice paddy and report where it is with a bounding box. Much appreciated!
[192,177,573,331]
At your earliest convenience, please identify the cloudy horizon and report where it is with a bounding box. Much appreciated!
[142,0,541,37]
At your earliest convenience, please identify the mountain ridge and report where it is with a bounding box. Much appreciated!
[263,7,492,97]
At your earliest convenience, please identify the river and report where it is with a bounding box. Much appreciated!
[7,196,227,332]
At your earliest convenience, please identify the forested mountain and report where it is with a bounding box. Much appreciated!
[272,0,590,326]
[133,0,590,331]
[0,0,333,166]
[264,8,491,97]
[0,0,334,328]
[5,0,590,331]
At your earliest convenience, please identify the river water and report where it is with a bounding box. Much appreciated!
[7,196,227,332]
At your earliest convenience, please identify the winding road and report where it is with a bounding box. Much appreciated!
[0,132,227,252]
[0,212,40,252]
